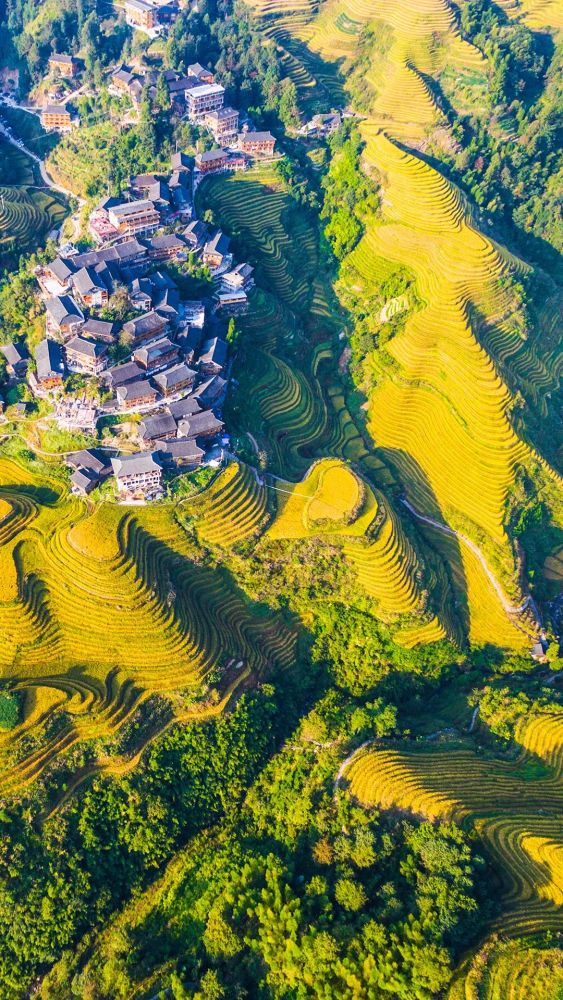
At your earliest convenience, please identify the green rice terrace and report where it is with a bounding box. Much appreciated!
[0,134,66,266]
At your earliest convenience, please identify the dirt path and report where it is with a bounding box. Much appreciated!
[400,497,536,621]
[334,739,373,793]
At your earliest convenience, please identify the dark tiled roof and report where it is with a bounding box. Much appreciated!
[198,336,227,368]
[72,239,146,269]
[123,310,166,339]
[177,409,224,437]
[82,319,117,342]
[35,339,64,380]
[98,195,121,211]
[49,54,76,65]
[70,469,97,493]
[72,266,107,296]
[134,337,178,367]
[183,220,208,246]
[1,342,27,366]
[66,448,110,474]
[139,412,177,440]
[65,336,107,359]
[107,361,144,386]
[152,362,196,391]
[42,104,71,116]
[239,130,275,143]
[156,438,204,463]
[150,270,178,291]
[111,452,161,476]
[171,151,191,170]
[197,148,226,164]
[45,294,83,326]
[130,173,160,189]
[116,380,158,402]
[192,374,227,405]
[168,395,202,419]
[147,181,171,204]
[48,256,76,282]
[168,77,193,94]
[204,231,230,256]
[146,234,187,251]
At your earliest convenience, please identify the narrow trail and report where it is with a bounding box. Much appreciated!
[334,739,373,793]
[400,497,537,623]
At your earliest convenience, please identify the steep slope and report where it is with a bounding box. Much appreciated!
[0,457,297,798]
[345,711,563,970]
[243,0,562,622]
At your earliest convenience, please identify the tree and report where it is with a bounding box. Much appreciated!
[81,12,100,71]
[335,878,367,912]
[278,78,299,128]
[193,970,226,1000]
[155,72,171,112]
[105,285,132,322]
[226,317,240,346]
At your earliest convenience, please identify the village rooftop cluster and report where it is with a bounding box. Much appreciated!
[1,143,262,501]
[38,55,277,173]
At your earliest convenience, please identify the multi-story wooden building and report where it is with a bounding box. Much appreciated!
[204,106,239,143]
[111,452,163,498]
[108,200,160,237]
[48,54,80,77]
[237,131,276,156]
[116,380,159,410]
[186,83,225,120]
[65,336,109,375]
[35,339,65,390]
[124,0,161,34]
[187,63,215,85]
[41,104,74,131]
[195,148,228,174]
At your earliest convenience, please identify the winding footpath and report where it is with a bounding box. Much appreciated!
[400,497,539,627]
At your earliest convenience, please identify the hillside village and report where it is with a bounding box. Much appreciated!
[35,55,279,159]
[2,202,249,500]
[0,60,280,502]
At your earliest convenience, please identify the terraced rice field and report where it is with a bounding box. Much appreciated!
[543,546,563,582]
[199,171,318,317]
[200,170,379,480]
[416,521,530,650]
[199,151,538,650]
[266,459,448,639]
[448,937,563,1000]
[188,463,271,546]
[0,457,297,796]
[345,711,563,944]
[505,0,563,29]
[243,0,561,640]
[0,139,67,263]
[0,180,66,263]
[267,459,365,536]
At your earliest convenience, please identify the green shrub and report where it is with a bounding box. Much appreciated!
[0,691,20,731]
